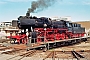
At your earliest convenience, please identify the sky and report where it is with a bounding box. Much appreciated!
[0,0,90,22]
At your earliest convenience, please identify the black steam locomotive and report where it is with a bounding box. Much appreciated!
[17,14,85,34]
[16,13,85,43]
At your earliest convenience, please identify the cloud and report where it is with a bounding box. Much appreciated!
[0,1,7,4]
[5,0,37,2]
[57,0,90,5]
[83,1,90,5]
[6,0,30,2]
[0,0,37,4]
[57,0,75,5]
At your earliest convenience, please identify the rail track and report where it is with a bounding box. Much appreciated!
[6,50,37,60]
[0,37,89,60]
[42,50,89,60]
[0,47,13,51]
[71,51,86,60]
[1,49,24,55]
[0,39,10,43]
[0,47,89,60]
[43,51,56,60]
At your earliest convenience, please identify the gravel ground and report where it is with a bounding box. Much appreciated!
[0,38,90,60]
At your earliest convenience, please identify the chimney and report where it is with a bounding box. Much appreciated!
[26,12,30,17]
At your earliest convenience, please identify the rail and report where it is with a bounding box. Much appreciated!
[71,51,87,60]
[7,50,37,60]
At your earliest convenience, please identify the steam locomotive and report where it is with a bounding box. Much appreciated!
[16,13,85,43]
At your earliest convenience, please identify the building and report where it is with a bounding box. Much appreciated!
[51,16,71,21]
[12,20,18,27]
[60,16,71,21]
[0,22,19,37]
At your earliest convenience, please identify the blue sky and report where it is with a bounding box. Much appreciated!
[0,0,90,22]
